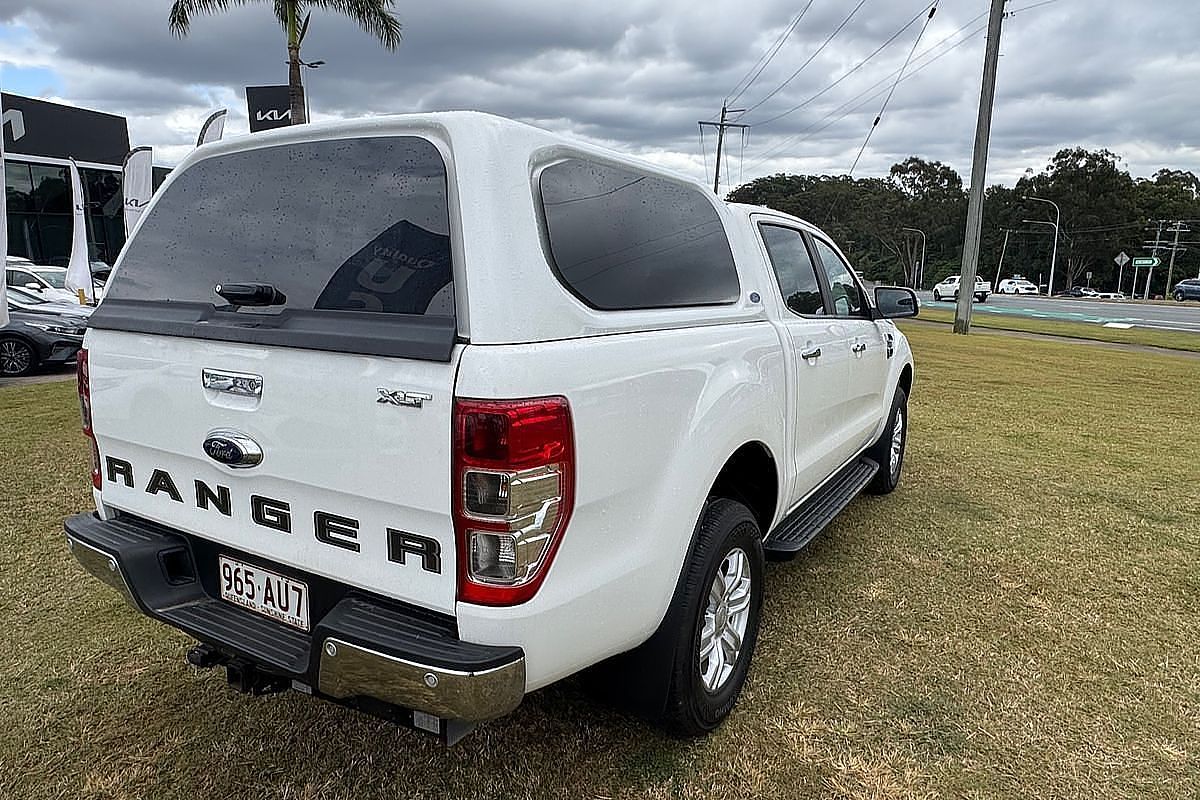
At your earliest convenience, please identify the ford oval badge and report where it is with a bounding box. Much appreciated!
[203,429,263,469]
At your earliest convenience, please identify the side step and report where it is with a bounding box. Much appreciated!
[763,457,879,558]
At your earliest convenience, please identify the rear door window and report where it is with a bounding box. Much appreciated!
[759,225,826,316]
[538,158,739,310]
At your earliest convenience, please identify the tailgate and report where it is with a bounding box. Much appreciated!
[88,330,460,614]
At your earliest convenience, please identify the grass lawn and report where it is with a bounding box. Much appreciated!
[917,304,1200,353]
[2,326,1198,799]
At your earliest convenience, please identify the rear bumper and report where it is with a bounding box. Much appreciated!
[64,512,525,722]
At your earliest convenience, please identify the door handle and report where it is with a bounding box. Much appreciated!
[801,347,822,360]
[852,342,867,354]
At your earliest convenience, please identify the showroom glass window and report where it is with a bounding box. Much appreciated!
[538,158,740,310]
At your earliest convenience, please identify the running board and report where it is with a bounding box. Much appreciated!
[763,457,879,558]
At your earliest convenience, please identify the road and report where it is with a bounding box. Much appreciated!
[916,292,1200,335]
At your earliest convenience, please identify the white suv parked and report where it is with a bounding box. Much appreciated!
[65,113,916,743]
[932,274,990,302]
[997,278,1039,295]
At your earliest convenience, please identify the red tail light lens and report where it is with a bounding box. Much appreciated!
[453,397,574,606]
[77,348,101,489]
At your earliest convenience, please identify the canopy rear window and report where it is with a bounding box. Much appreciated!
[93,136,457,361]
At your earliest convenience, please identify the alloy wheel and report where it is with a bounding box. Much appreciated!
[698,547,753,693]
[890,406,905,478]
[0,340,34,376]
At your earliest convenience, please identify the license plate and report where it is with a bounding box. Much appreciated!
[218,556,310,631]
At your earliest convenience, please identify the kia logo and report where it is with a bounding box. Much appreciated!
[255,109,291,122]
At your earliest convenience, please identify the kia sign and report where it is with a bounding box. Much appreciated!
[2,92,130,165]
[246,85,294,132]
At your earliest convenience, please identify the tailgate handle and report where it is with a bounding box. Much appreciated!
[202,368,263,397]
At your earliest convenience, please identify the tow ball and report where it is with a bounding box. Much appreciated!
[186,643,289,695]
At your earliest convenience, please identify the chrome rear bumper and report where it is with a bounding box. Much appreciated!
[65,512,525,723]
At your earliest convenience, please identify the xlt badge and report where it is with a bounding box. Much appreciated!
[377,388,432,408]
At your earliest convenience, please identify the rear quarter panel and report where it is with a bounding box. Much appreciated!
[454,322,787,689]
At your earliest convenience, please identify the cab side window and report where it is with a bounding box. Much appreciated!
[759,224,825,316]
[811,238,864,317]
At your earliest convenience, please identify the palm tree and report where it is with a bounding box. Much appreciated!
[169,0,402,125]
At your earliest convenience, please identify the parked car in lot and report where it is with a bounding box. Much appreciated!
[6,258,80,303]
[997,278,1039,295]
[1095,290,1127,300]
[1172,278,1200,301]
[6,286,94,318]
[932,274,990,302]
[63,112,917,743]
[1,292,88,376]
[1057,286,1100,298]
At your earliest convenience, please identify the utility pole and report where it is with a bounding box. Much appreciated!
[903,226,926,289]
[954,0,1006,334]
[1143,220,1165,299]
[699,104,748,196]
[1163,221,1189,297]
[994,228,1011,291]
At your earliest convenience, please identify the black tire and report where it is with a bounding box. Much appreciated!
[932,290,941,301]
[589,499,765,736]
[866,387,908,495]
[1175,290,1186,302]
[0,336,38,377]
[660,499,764,736]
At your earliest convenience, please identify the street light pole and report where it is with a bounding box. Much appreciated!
[902,226,926,289]
[1024,194,1060,295]
[994,228,1011,292]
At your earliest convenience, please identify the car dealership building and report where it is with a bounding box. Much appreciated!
[2,92,165,267]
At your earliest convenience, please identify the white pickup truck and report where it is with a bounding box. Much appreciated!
[65,113,916,743]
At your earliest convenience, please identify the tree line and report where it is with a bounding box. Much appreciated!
[727,148,1200,296]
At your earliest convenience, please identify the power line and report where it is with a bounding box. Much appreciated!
[726,2,815,106]
[744,15,988,171]
[847,2,939,176]
[743,0,1059,175]
[749,1,942,128]
[737,0,871,118]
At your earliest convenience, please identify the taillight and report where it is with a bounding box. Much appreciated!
[453,397,574,606]
[77,348,101,489]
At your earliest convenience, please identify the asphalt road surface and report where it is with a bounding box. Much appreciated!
[916,292,1200,335]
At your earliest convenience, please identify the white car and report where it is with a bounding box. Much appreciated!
[64,112,916,743]
[998,278,1039,295]
[5,260,79,303]
[1095,291,1126,300]
[932,274,990,302]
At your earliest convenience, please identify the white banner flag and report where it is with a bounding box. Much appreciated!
[122,146,153,235]
[65,158,95,304]
[0,90,8,328]
[197,108,227,147]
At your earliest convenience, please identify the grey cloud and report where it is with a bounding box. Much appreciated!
[0,0,1195,186]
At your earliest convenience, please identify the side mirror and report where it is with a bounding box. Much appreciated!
[24,283,43,292]
[873,286,919,319]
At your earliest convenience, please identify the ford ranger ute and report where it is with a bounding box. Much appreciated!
[65,112,917,743]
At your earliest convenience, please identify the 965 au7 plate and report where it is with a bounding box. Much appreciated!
[218,556,310,631]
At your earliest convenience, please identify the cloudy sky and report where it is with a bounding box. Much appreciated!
[0,0,1195,190]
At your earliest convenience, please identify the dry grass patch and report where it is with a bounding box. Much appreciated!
[2,326,1198,799]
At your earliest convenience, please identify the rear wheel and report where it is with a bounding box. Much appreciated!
[933,290,942,301]
[0,337,37,377]
[660,499,764,736]
[866,387,908,495]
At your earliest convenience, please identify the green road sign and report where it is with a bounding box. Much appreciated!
[1131,257,1160,268]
